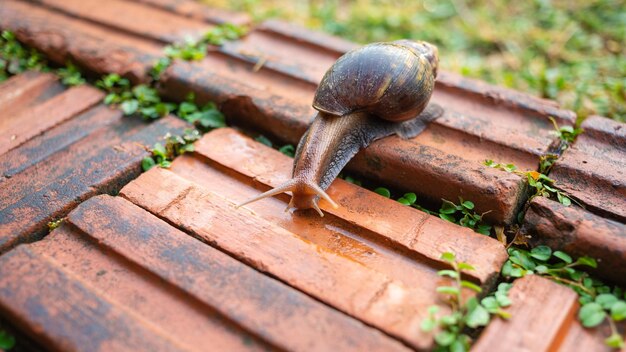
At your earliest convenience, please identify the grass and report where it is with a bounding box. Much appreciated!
[202,0,625,123]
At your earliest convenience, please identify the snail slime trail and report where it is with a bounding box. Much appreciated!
[237,40,444,217]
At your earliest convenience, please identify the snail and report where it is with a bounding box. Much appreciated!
[237,39,443,216]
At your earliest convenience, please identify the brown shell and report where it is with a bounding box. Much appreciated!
[313,40,437,122]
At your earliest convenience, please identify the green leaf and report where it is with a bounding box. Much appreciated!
[530,245,552,261]
[278,145,295,157]
[465,304,490,328]
[450,338,468,352]
[397,198,411,205]
[575,256,597,268]
[152,143,167,158]
[481,296,498,311]
[557,192,572,206]
[120,99,139,115]
[461,200,474,209]
[596,294,619,310]
[141,157,156,171]
[437,286,460,295]
[441,252,456,263]
[457,262,475,271]
[420,318,436,332]
[440,313,460,326]
[374,187,391,198]
[440,200,458,214]
[403,192,417,204]
[495,292,512,307]
[435,331,456,346]
[554,251,573,264]
[439,213,456,223]
[437,270,459,279]
[196,109,226,129]
[476,224,491,236]
[578,302,606,327]
[605,333,624,349]
[610,301,626,321]
[0,329,16,350]
[461,280,482,293]
[255,135,273,147]
[534,265,548,274]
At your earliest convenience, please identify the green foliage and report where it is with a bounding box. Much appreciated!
[204,23,248,45]
[253,134,296,157]
[484,160,574,207]
[47,218,65,232]
[422,252,511,351]
[142,129,201,171]
[438,198,492,235]
[372,187,491,235]
[0,328,15,350]
[0,30,48,82]
[163,23,247,62]
[217,0,625,122]
[176,93,226,131]
[56,61,86,86]
[501,246,625,348]
[549,116,584,154]
[97,74,176,120]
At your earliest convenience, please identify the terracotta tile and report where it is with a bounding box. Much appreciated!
[30,0,211,44]
[29,224,271,351]
[473,275,612,352]
[131,0,251,26]
[120,128,508,349]
[0,105,122,181]
[0,195,408,351]
[0,84,104,155]
[550,115,626,223]
[0,107,189,254]
[0,246,193,351]
[0,0,164,82]
[0,71,63,118]
[522,196,626,285]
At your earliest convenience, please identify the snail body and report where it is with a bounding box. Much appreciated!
[237,40,443,216]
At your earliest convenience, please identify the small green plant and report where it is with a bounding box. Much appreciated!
[0,30,49,82]
[484,160,575,207]
[142,129,201,171]
[341,174,362,186]
[56,61,86,86]
[502,246,625,348]
[422,252,511,351]
[374,188,491,234]
[47,218,65,232]
[176,93,226,131]
[163,23,247,62]
[203,23,248,46]
[438,198,492,235]
[97,74,175,120]
[254,134,296,157]
[0,328,15,350]
[549,116,583,151]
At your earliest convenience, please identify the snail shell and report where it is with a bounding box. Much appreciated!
[237,40,443,216]
[314,40,438,122]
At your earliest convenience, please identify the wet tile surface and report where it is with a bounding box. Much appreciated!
[118,128,508,349]
[0,72,189,253]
